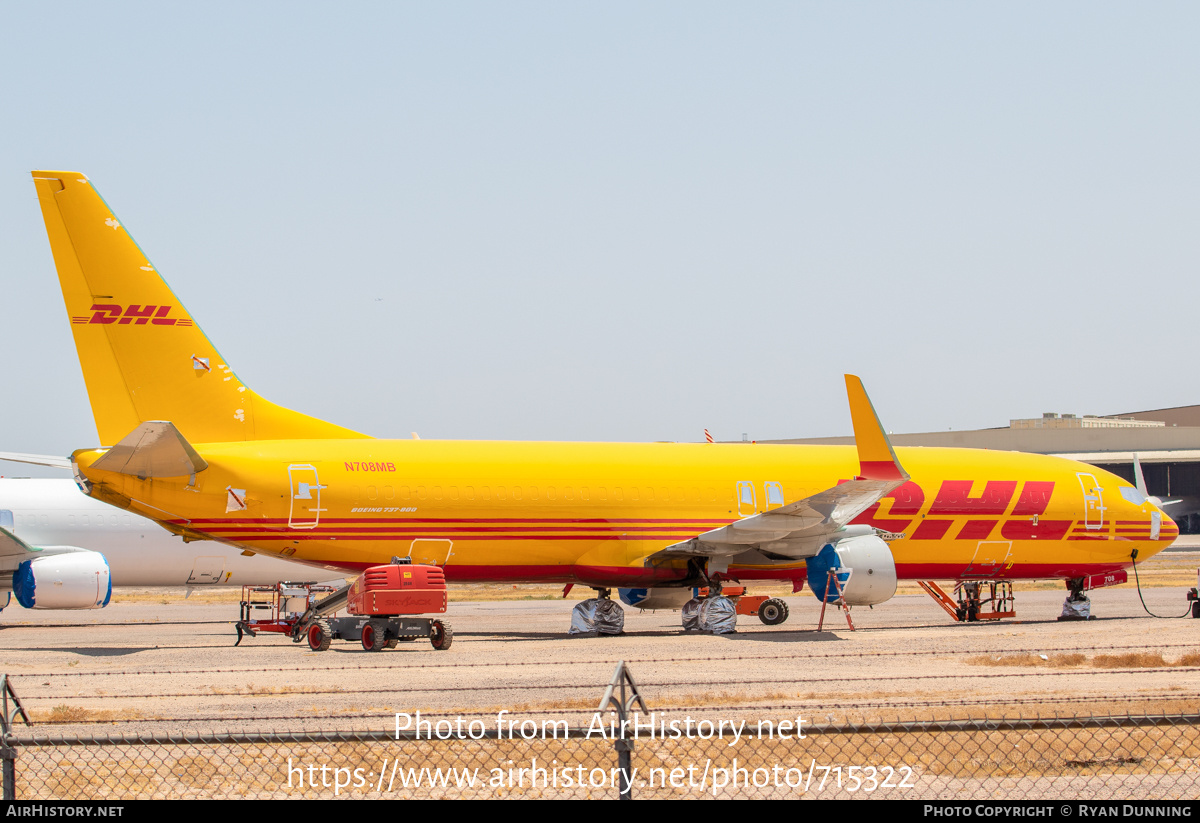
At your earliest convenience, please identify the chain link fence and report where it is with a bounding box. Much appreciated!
[4,669,1200,799]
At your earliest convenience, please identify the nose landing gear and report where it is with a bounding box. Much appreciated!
[1058,577,1094,621]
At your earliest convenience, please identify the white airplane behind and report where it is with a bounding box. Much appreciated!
[0,477,333,612]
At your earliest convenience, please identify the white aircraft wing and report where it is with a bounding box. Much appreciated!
[0,452,71,469]
[0,526,36,558]
[649,477,901,562]
[645,375,909,571]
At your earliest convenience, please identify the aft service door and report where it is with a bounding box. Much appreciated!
[289,464,327,529]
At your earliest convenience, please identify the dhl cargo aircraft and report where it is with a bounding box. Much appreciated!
[26,170,1177,625]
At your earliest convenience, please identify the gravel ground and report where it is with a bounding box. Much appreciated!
[2,574,1198,733]
[4,563,1198,800]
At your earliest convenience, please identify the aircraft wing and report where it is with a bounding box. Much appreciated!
[0,526,36,559]
[0,452,72,469]
[645,375,908,571]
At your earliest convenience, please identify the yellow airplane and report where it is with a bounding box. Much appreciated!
[29,170,1177,627]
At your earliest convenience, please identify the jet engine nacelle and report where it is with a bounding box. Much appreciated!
[13,551,112,610]
[618,587,694,611]
[805,534,897,606]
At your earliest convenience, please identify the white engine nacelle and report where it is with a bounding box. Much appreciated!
[13,551,112,610]
[618,587,694,611]
[806,534,897,606]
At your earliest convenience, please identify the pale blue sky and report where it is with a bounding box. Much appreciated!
[2,2,1198,471]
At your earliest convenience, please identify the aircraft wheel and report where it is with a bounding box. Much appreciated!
[307,620,332,652]
[361,619,388,651]
[430,620,453,651]
[758,598,789,625]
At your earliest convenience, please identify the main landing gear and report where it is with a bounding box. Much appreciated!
[682,578,780,635]
[568,587,626,636]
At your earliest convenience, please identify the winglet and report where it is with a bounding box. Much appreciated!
[845,375,909,482]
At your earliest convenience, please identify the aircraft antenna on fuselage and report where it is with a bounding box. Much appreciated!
[30,172,370,446]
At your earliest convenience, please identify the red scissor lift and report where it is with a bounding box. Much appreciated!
[235,560,453,651]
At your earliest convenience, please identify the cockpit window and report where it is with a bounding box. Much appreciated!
[1119,486,1147,506]
[0,510,12,529]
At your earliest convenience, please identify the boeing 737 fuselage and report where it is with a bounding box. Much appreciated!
[28,170,1176,621]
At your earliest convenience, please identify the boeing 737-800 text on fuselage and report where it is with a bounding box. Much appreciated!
[27,170,1177,624]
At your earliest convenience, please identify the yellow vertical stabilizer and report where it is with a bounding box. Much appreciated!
[31,171,369,446]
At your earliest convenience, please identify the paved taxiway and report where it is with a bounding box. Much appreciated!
[2,577,1197,735]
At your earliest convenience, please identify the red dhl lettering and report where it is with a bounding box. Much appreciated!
[343,461,397,472]
[955,519,997,540]
[1011,481,1054,516]
[852,480,1060,539]
[87,303,179,326]
[851,481,926,531]
[929,480,1017,515]
[1000,519,1072,541]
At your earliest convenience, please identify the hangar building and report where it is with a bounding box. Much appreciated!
[761,405,1200,534]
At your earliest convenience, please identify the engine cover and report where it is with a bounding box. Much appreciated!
[13,551,112,610]
[805,534,897,606]
[618,587,694,611]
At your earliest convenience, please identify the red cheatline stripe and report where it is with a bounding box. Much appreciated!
[219,534,700,542]
[199,524,708,535]
[1116,520,1151,525]
[175,516,730,525]
[1067,536,1110,541]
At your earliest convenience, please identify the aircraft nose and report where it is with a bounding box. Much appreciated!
[1160,510,1179,543]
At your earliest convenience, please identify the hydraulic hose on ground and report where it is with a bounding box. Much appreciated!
[1130,549,1192,619]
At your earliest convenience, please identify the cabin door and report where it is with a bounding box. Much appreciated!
[289,464,327,529]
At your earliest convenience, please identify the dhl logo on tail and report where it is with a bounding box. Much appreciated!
[72,304,191,326]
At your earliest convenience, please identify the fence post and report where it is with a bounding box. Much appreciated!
[1,674,30,800]
[1,736,14,800]
[597,660,648,800]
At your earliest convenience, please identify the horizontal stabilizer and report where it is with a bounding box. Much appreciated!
[0,452,72,469]
[90,421,208,479]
